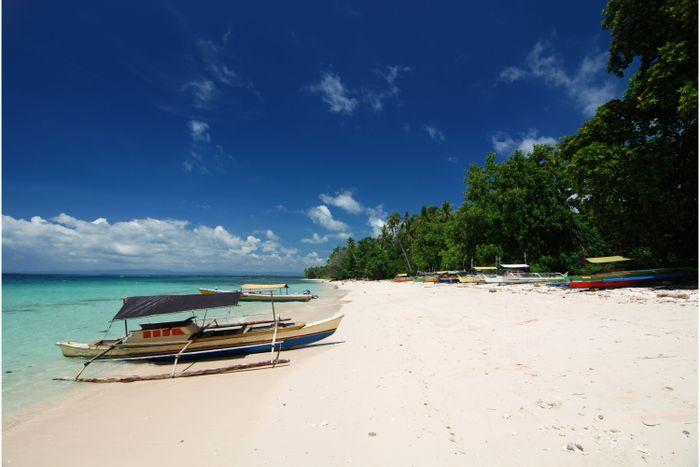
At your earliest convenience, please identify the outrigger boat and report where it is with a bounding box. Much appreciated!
[199,283,316,302]
[57,292,343,368]
[391,273,413,283]
[544,256,697,288]
[457,274,485,284]
[437,271,461,283]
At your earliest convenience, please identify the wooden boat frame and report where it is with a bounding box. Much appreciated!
[56,290,342,382]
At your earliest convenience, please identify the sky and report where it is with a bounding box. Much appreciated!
[2,0,627,273]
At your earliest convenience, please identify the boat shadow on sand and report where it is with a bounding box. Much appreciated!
[142,339,347,366]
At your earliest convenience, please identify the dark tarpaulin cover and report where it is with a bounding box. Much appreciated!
[113,292,241,320]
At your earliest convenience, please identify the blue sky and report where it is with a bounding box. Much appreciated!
[2,0,626,273]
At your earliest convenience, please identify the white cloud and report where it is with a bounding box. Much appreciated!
[301,233,329,244]
[264,230,280,241]
[308,72,359,115]
[309,65,409,115]
[180,30,258,110]
[222,27,232,44]
[365,65,411,111]
[491,129,557,154]
[319,190,364,214]
[183,121,233,175]
[182,79,216,108]
[498,66,526,82]
[196,38,243,87]
[424,125,445,143]
[366,205,387,237]
[307,191,388,239]
[498,40,621,116]
[446,156,458,164]
[187,120,210,142]
[306,205,350,232]
[2,214,322,273]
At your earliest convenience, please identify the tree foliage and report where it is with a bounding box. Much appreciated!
[306,0,697,280]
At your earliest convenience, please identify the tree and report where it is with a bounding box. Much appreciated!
[560,0,697,265]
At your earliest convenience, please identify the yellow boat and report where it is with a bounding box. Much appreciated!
[457,275,485,284]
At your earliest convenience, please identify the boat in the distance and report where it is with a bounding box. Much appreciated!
[391,273,413,283]
[200,283,316,302]
[561,256,697,289]
[457,274,485,284]
[56,292,342,363]
[437,271,461,283]
[484,272,568,285]
[569,269,695,289]
[476,264,567,285]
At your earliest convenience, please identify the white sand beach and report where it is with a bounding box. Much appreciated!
[3,281,697,466]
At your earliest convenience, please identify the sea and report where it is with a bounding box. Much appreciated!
[1,274,327,416]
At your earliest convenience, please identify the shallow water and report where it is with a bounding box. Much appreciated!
[1,274,328,415]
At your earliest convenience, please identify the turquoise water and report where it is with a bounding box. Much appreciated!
[2,274,325,414]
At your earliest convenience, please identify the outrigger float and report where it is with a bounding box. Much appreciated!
[199,283,316,302]
[55,291,342,382]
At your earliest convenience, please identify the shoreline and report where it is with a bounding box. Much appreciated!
[3,281,697,466]
[2,279,344,430]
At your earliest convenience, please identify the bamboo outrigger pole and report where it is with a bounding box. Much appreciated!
[55,359,291,383]
[269,291,279,366]
[73,336,127,381]
[170,341,194,377]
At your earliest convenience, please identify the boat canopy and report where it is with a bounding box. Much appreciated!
[473,266,498,271]
[240,283,288,291]
[586,256,632,264]
[500,264,529,269]
[113,292,241,321]
[396,273,408,277]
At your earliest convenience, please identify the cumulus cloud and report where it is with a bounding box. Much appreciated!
[491,129,557,154]
[319,190,364,214]
[187,120,211,142]
[264,230,280,241]
[2,214,323,273]
[307,190,388,238]
[306,205,350,232]
[498,40,621,116]
[366,205,387,237]
[424,125,445,143]
[307,72,359,115]
[301,233,329,244]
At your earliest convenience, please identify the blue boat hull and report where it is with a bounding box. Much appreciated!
[144,329,337,364]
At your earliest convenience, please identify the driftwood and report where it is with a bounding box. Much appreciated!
[54,358,290,383]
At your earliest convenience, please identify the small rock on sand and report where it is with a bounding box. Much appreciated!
[368,432,377,437]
